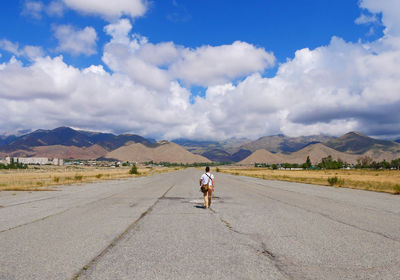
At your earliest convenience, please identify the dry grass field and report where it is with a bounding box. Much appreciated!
[0,165,179,191]
[218,167,400,194]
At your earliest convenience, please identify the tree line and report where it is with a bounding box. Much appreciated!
[255,155,400,170]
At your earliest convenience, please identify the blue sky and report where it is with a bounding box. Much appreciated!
[0,0,399,140]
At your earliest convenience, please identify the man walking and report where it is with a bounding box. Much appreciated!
[200,166,214,209]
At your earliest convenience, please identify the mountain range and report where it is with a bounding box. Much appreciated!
[1,127,399,164]
[1,127,154,151]
[237,132,400,165]
[0,127,208,163]
[174,132,400,163]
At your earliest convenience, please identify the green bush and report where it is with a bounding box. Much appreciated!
[394,184,400,194]
[327,176,339,186]
[129,163,139,175]
[74,174,83,181]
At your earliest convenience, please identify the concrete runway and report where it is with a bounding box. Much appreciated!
[0,168,399,279]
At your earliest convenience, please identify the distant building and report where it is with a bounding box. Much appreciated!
[14,157,49,165]
[52,158,64,166]
[5,157,64,166]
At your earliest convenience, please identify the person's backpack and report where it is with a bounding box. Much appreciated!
[200,184,208,193]
[200,173,213,193]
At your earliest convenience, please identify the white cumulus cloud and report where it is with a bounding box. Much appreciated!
[102,19,275,89]
[62,0,148,21]
[0,39,44,59]
[53,25,98,56]
[170,41,275,86]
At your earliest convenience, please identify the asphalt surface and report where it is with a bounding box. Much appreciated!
[0,168,399,279]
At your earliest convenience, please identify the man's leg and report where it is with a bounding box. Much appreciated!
[208,187,212,208]
[204,191,208,208]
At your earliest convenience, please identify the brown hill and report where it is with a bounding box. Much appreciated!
[239,149,284,165]
[105,141,211,163]
[241,135,335,153]
[2,144,108,160]
[284,143,360,165]
[362,149,400,162]
[325,132,400,154]
[239,143,362,165]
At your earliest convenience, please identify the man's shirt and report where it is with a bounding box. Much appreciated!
[200,172,214,186]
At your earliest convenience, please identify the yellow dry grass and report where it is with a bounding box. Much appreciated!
[219,167,400,194]
[0,165,179,191]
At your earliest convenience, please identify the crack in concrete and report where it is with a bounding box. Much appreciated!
[249,185,400,244]
[1,194,62,208]
[249,180,400,216]
[72,184,176,280]
[0,190,126,234]
[0,208,71,234]
[260,242,276,259]
[160,196,185,200]
[209,208,293,280]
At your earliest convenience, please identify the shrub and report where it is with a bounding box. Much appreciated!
[129,163,139,175]
[95,174,103,179]
[394,184,400,195]
[53,177,60,183]
[327,176,339,186]
[74,174,83,181]
[216,167,220,172]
